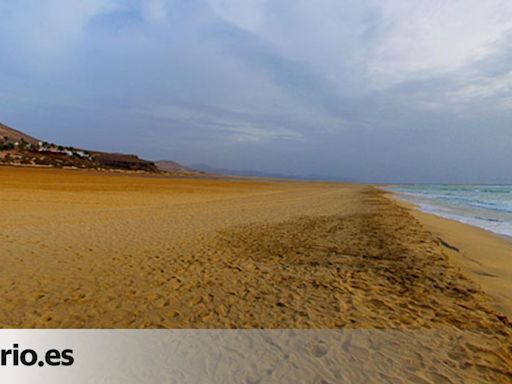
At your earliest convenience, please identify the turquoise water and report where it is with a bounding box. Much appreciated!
[389,185,512,237]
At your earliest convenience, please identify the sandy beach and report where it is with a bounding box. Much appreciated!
[1,166,511,381]
[389,194,512,318]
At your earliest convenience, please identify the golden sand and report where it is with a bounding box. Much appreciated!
[0,167,511,381]
[390,195,512,318]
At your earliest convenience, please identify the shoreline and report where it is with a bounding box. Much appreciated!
[2,167,512,381]
[386,190,512,318]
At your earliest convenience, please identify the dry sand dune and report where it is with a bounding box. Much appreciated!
[0,167,511,382]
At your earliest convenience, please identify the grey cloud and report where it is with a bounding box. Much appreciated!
[0,0,511,183]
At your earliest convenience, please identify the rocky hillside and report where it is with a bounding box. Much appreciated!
[0,122,39,145]
[0,122,157,172]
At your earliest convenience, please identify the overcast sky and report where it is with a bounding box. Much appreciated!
[1,0,512,183]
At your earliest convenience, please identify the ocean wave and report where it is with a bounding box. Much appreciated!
[389,185,512,237]
[418,204,512,237]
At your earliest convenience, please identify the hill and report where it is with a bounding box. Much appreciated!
[0,121,157,172]
[155,160,204,176]
[155,160,189,172]
[0,122,39,145]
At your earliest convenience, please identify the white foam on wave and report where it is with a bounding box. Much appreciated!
[391,191,512,238]
[416,202,512,237]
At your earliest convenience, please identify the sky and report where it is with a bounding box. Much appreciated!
[1,0,512,183]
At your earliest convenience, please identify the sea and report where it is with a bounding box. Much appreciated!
[388,185,512,238]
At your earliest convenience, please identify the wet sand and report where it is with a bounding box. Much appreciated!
[0,167,511,382]
[389,194,512,318]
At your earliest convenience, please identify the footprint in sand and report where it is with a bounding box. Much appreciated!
[312,341,329,358]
